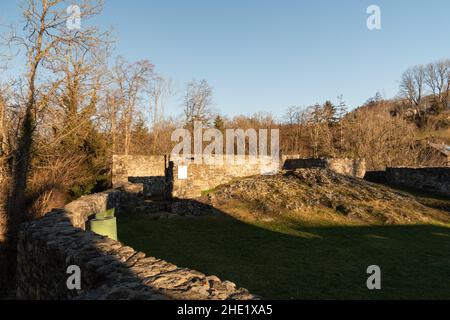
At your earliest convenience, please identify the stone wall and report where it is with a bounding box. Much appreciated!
[169,156,279,199]
[385,167,450,196]
[112,155,166,197]
[112,155,366,199]
[282,157,366,179]
[16,185,256,300]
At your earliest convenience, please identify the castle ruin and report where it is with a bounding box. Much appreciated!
[112,155,367,199]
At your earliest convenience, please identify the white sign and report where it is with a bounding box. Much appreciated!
[178,165,188,180]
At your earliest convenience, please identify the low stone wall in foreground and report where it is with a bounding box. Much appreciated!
[16,185,255,300]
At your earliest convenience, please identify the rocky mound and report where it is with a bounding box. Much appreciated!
[206,169,450,225]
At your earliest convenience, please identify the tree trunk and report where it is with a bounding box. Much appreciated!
[0,96,6,155]
[4,99,35,293]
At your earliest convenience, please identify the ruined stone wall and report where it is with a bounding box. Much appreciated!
[282,158,366,178]
[112,155,366,199]
[16,185,255,300]
[112,155,166,197]
[384,167,450,196]
[170,156,279,199]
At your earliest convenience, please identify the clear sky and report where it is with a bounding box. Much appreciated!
[1,0,450,119]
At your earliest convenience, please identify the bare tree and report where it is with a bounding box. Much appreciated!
[343,102,420,170]
[400,65,426,120]
[149,75,173,125]
[102,91,121,154]
[183,79,214,127]
[284,106,300,126]
[425,60,450,112]
[305,104,323,158]
[282,106,309,155]
[335,95,348,152]
[112,57,154,155]
[302,102,337,158]
[148,75,174,154]
[3,0,106,290]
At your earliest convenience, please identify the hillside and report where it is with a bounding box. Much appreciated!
[353,97,450,145]
[204,169,450,226]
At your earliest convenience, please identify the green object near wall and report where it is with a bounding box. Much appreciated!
[89,208,118,241]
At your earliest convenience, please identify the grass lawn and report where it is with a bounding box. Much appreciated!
[118,213,450,299]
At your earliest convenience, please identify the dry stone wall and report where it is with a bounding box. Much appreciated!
[385,167,450,196]
[364,167,450,197]
[112,155,167,197]
[170,156,278,199]
[112,155,366,199]
[16,185,256,300]
[282,157,366,179]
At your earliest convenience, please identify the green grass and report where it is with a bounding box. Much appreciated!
[118,214,450,299]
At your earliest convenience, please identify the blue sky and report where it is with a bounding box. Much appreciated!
[1,0,450,118]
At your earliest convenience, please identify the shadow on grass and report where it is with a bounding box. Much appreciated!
[118,208,450,300]
[379,183,450,213]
